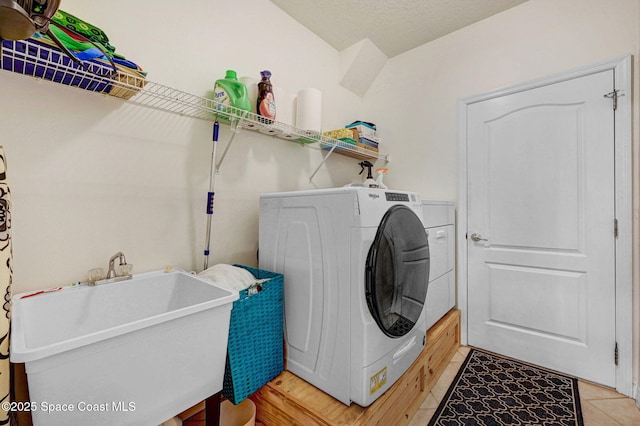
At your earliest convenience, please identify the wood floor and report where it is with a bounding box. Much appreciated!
[182,308,640,425]
[184,348,640,426]
[184,309,460,425]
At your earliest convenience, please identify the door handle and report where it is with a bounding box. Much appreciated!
[470,233,488,242]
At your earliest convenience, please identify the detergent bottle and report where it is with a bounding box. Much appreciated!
[359,161,378,188]
[375,167,388,189]
[213,70,252,113]
[257,70,276,123]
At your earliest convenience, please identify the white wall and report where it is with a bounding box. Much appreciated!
[0,0,368,293]
[364,0,639,200]
[363,0,640,396]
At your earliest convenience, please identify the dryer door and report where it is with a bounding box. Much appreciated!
[365,205,430,338]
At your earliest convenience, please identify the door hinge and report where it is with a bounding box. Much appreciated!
[614,218,619,238]
[615,342,619,366]
[604,89,624,111]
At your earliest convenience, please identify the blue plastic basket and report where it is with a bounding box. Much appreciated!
[1,39,113,92]
[222,265,284,404]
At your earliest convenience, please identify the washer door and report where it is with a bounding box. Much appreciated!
[365,205,430,338]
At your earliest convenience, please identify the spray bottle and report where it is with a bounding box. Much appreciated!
[375,167,388,189]
[359,161,378,188]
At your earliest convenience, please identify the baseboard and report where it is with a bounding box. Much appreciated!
[633,384,640,409]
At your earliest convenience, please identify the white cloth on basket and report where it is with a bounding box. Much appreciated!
[198,264,267,292]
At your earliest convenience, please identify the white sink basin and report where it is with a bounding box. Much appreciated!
[11,269,238,426]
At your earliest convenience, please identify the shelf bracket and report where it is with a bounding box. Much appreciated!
[215,118,242,173]
[309,143,338,182]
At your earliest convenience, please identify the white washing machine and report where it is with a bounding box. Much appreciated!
[259,187,430,407]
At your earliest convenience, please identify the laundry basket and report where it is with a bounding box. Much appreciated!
[222,265,284,404]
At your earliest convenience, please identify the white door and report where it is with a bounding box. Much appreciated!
[466,69,616,386]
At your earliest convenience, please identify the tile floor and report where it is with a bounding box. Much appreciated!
[409,346,640,426]
[183,345,640,425]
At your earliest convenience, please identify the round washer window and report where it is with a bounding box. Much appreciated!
[365,205,430,338]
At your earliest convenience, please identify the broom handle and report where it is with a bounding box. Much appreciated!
[203,121,220,270]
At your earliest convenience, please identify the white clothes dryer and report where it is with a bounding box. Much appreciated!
[259,187,430,406]
[422,201,456,331]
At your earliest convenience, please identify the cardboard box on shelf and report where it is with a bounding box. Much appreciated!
[323,128,354,140]
[350,128,380,145]
[346,121,378,141]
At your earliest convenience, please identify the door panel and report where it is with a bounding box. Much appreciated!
[487,104,584,251]
[487,263,586,342]
[466,69,616,386]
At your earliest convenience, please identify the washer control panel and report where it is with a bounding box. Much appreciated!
[385,192,410,202]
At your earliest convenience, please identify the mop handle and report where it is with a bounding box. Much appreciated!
[203,121,220,270]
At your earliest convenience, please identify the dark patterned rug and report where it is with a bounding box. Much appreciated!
[428,348,584,426]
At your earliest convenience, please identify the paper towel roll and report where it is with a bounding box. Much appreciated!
[296,88,322,133]
[274,86,296,126]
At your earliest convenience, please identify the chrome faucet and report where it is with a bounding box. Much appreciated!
[106,251,128,279]
[88,251,132,286]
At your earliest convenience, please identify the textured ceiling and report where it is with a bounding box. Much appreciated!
[270,0,529,58]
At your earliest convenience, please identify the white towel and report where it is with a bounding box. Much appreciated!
[198,264,267,292]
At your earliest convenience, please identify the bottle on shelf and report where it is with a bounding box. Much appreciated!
[257,70,276,124]
[213,70,252,114]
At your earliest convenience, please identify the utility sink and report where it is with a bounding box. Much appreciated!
[11,269,238,426]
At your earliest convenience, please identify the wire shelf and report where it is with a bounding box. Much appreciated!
[0,38,385,162]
